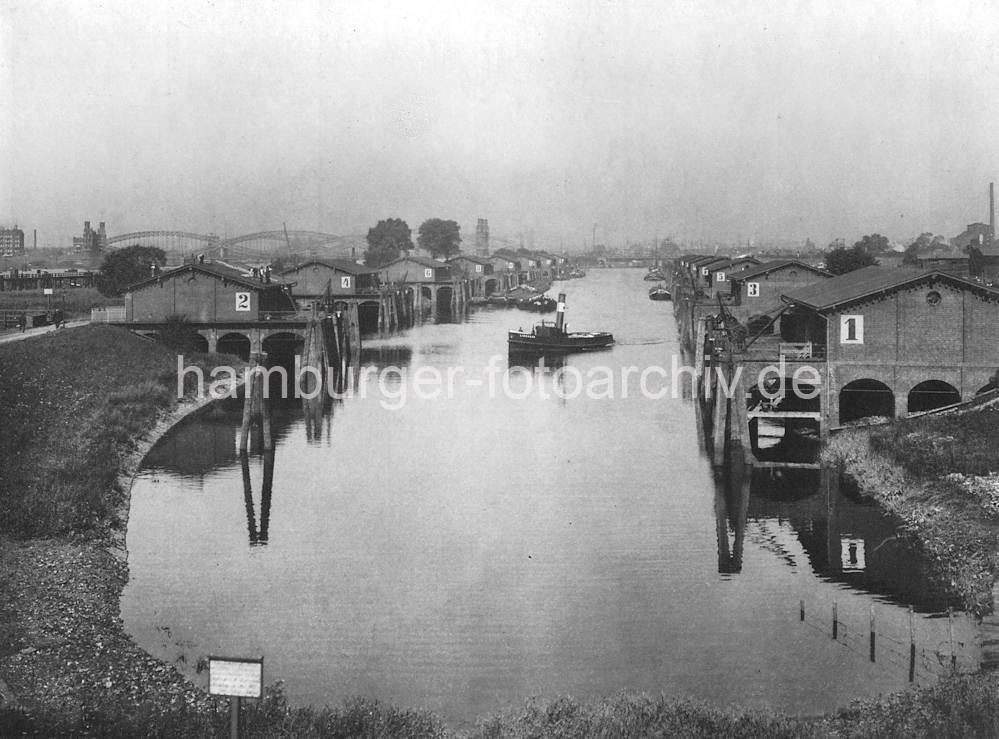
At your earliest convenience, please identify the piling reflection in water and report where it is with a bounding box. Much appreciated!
[241,450,275,546]
[714,458,751,574]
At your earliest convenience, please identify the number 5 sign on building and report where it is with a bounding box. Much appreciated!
[235,292,251,312]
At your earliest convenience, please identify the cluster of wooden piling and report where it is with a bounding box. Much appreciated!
[238,365,272,453]
[696,315,755,468]
[377,288,413,332]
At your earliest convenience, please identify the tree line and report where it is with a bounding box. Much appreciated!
[363,217,461,268]
[824,232,984,276]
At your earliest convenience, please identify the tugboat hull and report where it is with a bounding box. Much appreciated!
[507,330,615,353]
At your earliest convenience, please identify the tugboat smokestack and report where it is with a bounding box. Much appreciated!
[556,292,566,332]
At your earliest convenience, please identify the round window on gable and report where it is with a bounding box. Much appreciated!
[788,270,798,278]
[926,290,941,306]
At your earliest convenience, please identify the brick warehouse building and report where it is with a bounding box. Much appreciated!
[727,259,832,331]
[125,262,295,323]
[779,266,999,425]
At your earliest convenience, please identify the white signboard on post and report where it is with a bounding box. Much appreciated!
[208,656,263,698]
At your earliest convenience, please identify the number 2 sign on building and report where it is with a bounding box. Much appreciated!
[235,292,251,312]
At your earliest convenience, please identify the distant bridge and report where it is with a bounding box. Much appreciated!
[106,229,365,259]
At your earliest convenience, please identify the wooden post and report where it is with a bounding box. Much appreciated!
[948,607,956,671]
[832,601,838,640]
[908,606,916,682]
[261,380,272,451]
[230,696,240,739]
[348,302,361,366]
[800,599,805,622]
[869,604,876,662]
[238,377,254,452]
[238,366,271,452]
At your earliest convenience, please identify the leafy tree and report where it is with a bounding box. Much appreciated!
[854,233,890,255]
[824,243,878,275]
[96,245,167,297]
[417,218,462,260]
[364,218,413,267]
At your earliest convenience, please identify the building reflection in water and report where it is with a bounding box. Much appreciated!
[241,450,274,547]
[713,462,956,611]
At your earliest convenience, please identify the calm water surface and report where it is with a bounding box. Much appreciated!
[122,269,977,726]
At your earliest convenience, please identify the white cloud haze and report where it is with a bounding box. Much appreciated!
[3,0,998,249]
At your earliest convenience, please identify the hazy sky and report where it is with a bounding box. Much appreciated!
[3,0,999,249]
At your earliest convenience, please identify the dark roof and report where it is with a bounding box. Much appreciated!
[704,256,761,273]
[126,262,289,292]
[447,254,491,266]
[685,254,722,265]
[281,259,379,275]
[782,266,999,312]
[383,255,448,269]
[730,259,832,282]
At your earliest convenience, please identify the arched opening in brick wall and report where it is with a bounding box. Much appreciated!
[262,331,303,358]
[217,332,251,361]
[436,285,454,312]
[839,379,894,424]
[358,300,380,334]
[907,380,961,414]
[189,334,209,353]
[484,278,499,296]
[747,314,774,336]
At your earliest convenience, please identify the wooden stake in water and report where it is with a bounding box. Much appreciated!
[799,599,805,622]
[908,606,916,682]
[832,601,838,640]
[948,607,956,672]
[869,604,876,662]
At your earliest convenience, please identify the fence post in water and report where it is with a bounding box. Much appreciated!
[948,607,956,672]
[869,604,876,662]
[908,606,916,682]
[832,601,838,640]
[800,599,805,622]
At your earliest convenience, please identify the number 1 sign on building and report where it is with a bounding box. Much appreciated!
[209,656,263,739]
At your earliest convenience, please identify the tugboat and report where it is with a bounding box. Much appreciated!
[517,293,557,312]
[643,267,667,281]
[648,284,672,301]
[508,293,614,353]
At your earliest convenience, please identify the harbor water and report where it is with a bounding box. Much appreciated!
[121,268,977,727]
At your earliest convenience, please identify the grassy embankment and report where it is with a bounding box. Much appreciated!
[2,326,999,736]
[0,287,115,321]
[822,408,999,615]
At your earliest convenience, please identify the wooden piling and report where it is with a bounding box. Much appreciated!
[869,604,876,662]
[948,607,956,671]
[238,365,272,453]
[800,599,805,622]
[908,606,916,682]
[347,302,361,365]
[832,601,838,640]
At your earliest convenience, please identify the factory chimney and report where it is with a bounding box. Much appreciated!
[990,182,995,247]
